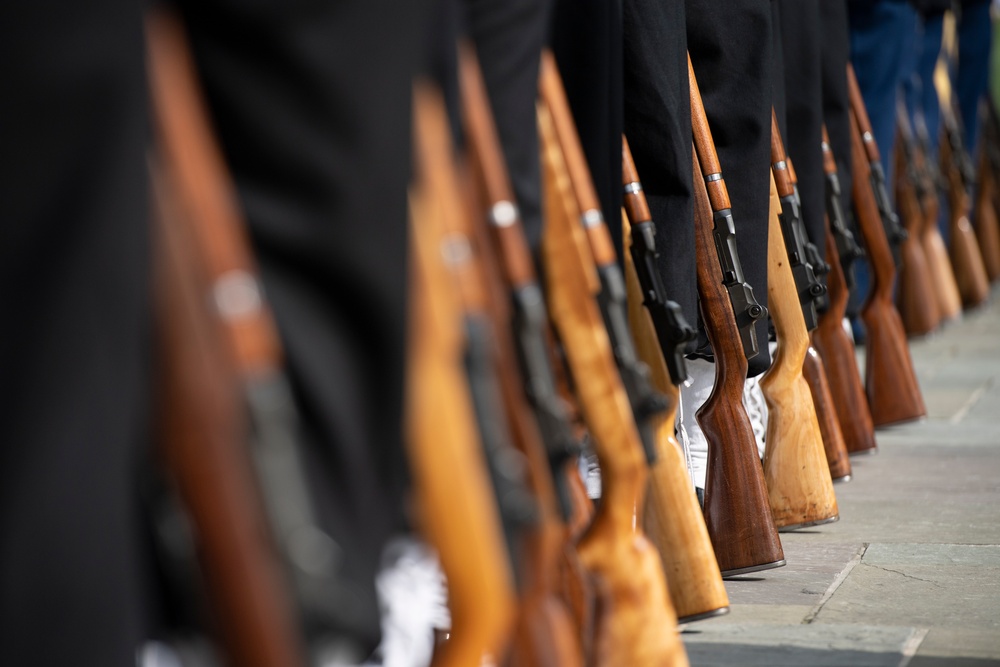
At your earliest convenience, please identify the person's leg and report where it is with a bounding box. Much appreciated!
[179,0,432,650]
[0,0,155,662]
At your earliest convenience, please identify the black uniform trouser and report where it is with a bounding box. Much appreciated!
[1,0,429,660]
[687,0,775,377]
[774,0,827,272]
[622,0,698,330]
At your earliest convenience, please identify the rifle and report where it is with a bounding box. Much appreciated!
[539,100,689,667]
[770,110,827,330]
[539,52,668,467]
[821,125,865,293]
[846,64,909,266]
[984,102,1000,262]
[894,107,943,336]
[904,111,964,322]
[974,130,1000,282]
[814,137,879,456]
[458,48,587,667]
[787,157,832,287]
[760,173,840,530]
[621,141,697,386]
[781,144,852,481]
[410,82,522,667]
[688,57,785,577]
[150,11,376,664]
[848,103,927,426]
[152,136,305,667]
[687,55,768,364]
[621,139,729,623]
[939,100,990,307]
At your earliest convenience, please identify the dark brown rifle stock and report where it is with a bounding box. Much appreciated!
[974,142,1000,281]
[849,105,927,426]
[847,65,909,265]
[539,101,689,667]
[939,106,990,308]
[984,104,1000,270]
[152,159,305,667]
[410,83,519,667]
[622,139,730,623]
[815,130,878,456]
[458,49,586,667]
[894,113,943,336]
[149,10,339,664]
[688,58,784,576]
[760,174,840,529]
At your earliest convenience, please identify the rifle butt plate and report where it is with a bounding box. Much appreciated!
[776,515,840,533]
[721,559,786,579]
[677,606,731,625]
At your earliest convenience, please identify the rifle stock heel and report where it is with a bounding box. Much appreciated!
[776,515,839,533]
[677,606,730,625]
[720,559,787,579]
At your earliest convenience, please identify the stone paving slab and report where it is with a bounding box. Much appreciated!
[718,541,864,607]
[682,624,923,667]
[681,291,1000,665]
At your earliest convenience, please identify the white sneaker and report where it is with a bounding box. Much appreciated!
[677,358,717,491]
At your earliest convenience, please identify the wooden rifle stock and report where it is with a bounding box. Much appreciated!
[760,173,840,529]
[687,56,768,362]
[410,83,518,667]
[149,11,377,662]
[782,142,852,480]
[152,154,305,667]
[458,49,586,667]
[539,102,689,667]
[894,116,943,336]
[688,59,785,576]
[849,106,927,426]
[974,142,1000,281]
[905,114,964,321]
[538,52,667,467]
[847,65,909,265]
[621,139,697,386]
[815,132,878,456]
[621,141,729,623]
[939,97,990,307]
[770,112,827,329]
[821,125,865,289]
[984,104,1000,270]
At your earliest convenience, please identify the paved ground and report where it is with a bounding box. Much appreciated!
[681,287,1000,667]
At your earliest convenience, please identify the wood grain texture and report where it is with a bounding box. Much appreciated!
[849,109,927,427]
[803,345,853,480]
[894,137,942,336]
[459,47,586,667]
[813,228,878,455]
[540,103,689,667]
[623,211,730,623]
[688,57,784,575]
[974,147,1000,282]
[940,127,990,308]
[760,173,839,530]
[690,146,785,576]
[153,163,305,667]
[914,143,964,321]
[411,83,517,667]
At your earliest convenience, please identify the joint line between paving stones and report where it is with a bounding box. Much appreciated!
[897,628,929,667]
[949,376,995,424]
[802,543,868,624]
